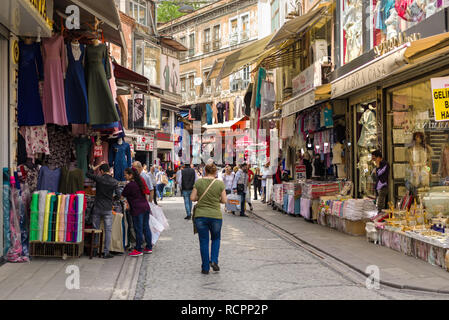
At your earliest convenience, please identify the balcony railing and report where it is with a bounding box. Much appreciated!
[188,48,195,57]
[229,32,239,46]
[204,86,212,95]
[213,39,221,50]
[240,30,249,42]
[203,42,210,53]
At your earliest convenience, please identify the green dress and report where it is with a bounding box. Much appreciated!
[194,179,225,219]
[85,44,119,125]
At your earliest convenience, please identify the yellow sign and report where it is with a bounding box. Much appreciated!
[431,77,449,122]
[374,32,421,57]
[28,0,52,28]
[12,40,19,65]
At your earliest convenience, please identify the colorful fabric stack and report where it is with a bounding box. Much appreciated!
[29,191,85,243]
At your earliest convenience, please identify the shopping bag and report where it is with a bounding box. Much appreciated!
[149,214,165,234]
[151,231,160,245]
[226,193,240,212]
[149,202,169,229]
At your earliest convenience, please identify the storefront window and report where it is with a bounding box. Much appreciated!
[387,78,449,202]
[161,109,170,134]
[144,42,160,86]
[341,0,363,64]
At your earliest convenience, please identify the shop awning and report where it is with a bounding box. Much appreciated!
[207,59,225,82]
[260,109,280,121]
[54,0,126,50]
[265,2,332,49]
[314,83,331,101]
[159,36,188,51]
[216,35,274,84]
[202,116,249,130]
[113,61,149,93]
[404,31,449,64]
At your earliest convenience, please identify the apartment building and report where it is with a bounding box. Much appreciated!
[158,0,261,123]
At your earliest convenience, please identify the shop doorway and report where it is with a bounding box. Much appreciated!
[135,151,152,170]
[0,34,8,259]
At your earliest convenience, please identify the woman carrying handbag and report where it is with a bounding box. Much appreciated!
[190,163,227,274]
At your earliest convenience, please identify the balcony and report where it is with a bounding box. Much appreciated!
[240,30,249,42]
[203,42,210,53]
[204,86,212,95]
[179,51,187,60]
[229,32,239,46]
[213,39,221,50]
[188,48,195,57]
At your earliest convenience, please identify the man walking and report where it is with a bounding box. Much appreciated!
[132,161,154,202]
[87,162,121,259]
[181,163,196,220]
[233,163,249,217]
[372,150,389,213]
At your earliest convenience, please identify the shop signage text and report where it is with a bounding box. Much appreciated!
[29,0,52,28]
[431,77,449,122]
[292,62,322,96]
[374,32,420,57]
[282,90,315,118]
[331,47,408,98]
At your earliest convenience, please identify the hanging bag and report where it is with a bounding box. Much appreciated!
[193,179,217,234]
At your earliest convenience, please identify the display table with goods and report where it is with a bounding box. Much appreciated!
[318,196,377,236]
[367,193,449,272]
[283,182,302,216]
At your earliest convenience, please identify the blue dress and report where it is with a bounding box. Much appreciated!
[18,42,45,126]
[65,43,89,124]
[109,142,132,181]
[206,104,212,125]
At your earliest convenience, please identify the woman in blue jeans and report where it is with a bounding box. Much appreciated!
[190,163,227,274]
[122,168,152,257]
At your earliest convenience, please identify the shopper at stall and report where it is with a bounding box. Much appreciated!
[132,161,154,202]
[222,165,235,214]
[190,163,227,274]
[233,163,249,217]
[181,163,197,220]
[372,150,389,213]
[122,168,152,257]
[86,161,121,259]
[156,166,168,201]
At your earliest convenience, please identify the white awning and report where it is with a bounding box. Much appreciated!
[202,116,248,130]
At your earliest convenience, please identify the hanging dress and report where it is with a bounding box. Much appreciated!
[42,34,68,126]
[65,43,89,124]
[85,43,119,125]
[17,41,45,126]
[109,142,132,181]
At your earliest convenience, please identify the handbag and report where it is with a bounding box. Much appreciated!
[193,179,218,234]
[237,184,245,193]
[161,174,169,185]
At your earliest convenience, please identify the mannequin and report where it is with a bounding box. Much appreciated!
[109,139,132,181]
[358,104,377,148]
[385,8,398,40]
[303,151,313,179]
[407,132,433,190]
[343,0,363,63]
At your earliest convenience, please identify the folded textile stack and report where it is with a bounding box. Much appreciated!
[301,181,342,199]
[29,191,85,243]
[273,184,284,205]
[342,199,365,221]
[283,182,301,197]
[363,198,378,219]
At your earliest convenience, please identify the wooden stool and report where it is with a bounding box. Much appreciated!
[84,229,103,259]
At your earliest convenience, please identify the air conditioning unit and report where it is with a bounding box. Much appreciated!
[310,39,328,64]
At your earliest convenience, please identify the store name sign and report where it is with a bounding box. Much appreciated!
[29,0,52,28]
[374,32,420,57]
[282,90,315,117]
[292,62,322,96]
[331,47,408,99]
[431,77,449,122]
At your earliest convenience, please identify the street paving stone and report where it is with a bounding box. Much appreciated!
[137,197,449,300]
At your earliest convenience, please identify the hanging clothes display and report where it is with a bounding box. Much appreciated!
[234,96,243,119]
[216,102,224,123]
[255,68,267,109]
[74,136,92,177]
[19,125,50,160]
[85,43,119,125]
[357,108,377,148]
[229,100,234,121]
[42,34,68,126]
[59,167,84,194]
[206,104,213,125]
[17,41,45,126]
[212,103,218,124]
[244,84,253,116]
[37,166,61,192]
[109,142,132,181]
[65,42,89,124]
[3,169,11,256]
[46,125,74,169]
[260,80,275,116]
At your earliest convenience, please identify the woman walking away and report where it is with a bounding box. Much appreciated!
[191,163,227,274]
[122,168,152,257]
[222,165,235,214]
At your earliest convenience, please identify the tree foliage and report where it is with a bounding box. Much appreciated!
[157,1,202,23]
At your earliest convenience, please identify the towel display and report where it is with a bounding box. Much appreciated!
[29,191,85,243]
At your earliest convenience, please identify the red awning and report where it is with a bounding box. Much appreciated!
[113,61,149,93]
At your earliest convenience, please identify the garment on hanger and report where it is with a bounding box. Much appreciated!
[212,103,218,124]
[117,96,128,130]
[18,41,45,126]
[65,42,89,124]
[46,125,74,169]
[109,142,132,181]
[85,43,119,125]
[92,141,109,173]
[74,136,92,177]
[358,108,377,148]
[324,106,333,128]
[244,84,252,116]
[19,125,50,159]
[59,167,84,194]
[229,101,234,121]
[255,68,267,108]
[71,124,88,136]
[332,142,344,164]
[216,102,224,123]
[206,104,213,125]
[42,34,68,126]
[234,96,243,119]
[260,80,275,116]
[224,101,229,122]
[37,166,61,192]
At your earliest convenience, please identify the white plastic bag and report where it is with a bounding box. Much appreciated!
[149,214,165,234]
[149,202,169,229]
[151,230,160,245]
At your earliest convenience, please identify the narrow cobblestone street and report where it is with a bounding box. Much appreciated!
[134,197,449,300]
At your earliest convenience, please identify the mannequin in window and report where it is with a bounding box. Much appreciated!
[407,132,433,190]
[358,104,377,149]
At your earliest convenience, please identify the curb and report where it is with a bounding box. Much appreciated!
[110,253,143,300]
[250,206,449,295]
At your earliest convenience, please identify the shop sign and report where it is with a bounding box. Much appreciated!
[431,77,449,122]
[28,0,52,28]
[282,90,315,118]
[374,32,420,57]
[295,164,306,180]
[292,62,322,96]
[135,143,146,151]
[331,46,408,99]
[130,143,134,153]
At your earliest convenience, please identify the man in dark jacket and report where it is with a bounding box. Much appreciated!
[372,150,389,213]
[87,161,121,259]
[181,163,197,220]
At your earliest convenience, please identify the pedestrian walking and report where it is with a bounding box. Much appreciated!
[181,163,196,219]
[86,161,121,259]
[222,165,235,214]
[149,165,158,205]
[232,163,249,217]
[132,161,154,202]
[190,163,227,274]
[156,166,168,201]
[372,150,389,213]
[176,167,182,196]
[253,167,262,200]
[246,167,254,211]
[122,168,152,257]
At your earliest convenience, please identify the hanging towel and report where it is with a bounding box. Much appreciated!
[29,192,40,241]
[55,195,61,242]
[66,195,76,242]
[49,194,58,242]
[37,190,47,241]
[64,195,70,241]
[58,195,66,242]
[76,193,84,242]
[42,193,52,241]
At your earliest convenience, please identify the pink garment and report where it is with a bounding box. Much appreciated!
[20,125,50,159]
[42,35,68,125]
[109,59,118,103]
[91,141,109,174]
